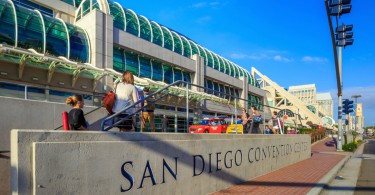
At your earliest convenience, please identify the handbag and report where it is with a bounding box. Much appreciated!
[103,91,115,114]
[253,116,263,123]
[102,84,117,114]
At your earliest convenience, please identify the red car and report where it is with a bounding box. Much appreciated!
[188,118,228,134]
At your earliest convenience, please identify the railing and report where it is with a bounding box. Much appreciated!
[101,80,290,132]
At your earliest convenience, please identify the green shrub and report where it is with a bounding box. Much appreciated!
[342,142,357,152]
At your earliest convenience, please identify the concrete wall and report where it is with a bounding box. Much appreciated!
[0,97,104,151]
[11,130,311,195]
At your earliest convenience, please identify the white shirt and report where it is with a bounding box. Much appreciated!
[112,82,138,114]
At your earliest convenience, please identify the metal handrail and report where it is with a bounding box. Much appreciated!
[100,80,288,131]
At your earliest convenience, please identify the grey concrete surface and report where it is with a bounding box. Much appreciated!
[320,140,365,195]
[11,130,310,195]
[354,139,375,195]
[0,151,10,195]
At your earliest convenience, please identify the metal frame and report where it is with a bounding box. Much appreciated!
[150,21,164,47]
[7,0,17,47]
[171,31,183,54]
[161,26,174,51]
[139,15,153,41]
[57,18,70,59]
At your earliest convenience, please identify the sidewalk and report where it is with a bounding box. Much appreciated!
[212,137,349,195]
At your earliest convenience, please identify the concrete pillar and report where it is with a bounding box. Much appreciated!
[240,76,248,110]
[191,54,204,92]
[75,9,114,93]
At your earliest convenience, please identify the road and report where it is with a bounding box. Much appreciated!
[355,139,375,195]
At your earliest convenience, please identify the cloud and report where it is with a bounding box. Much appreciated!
[196,16,212,24]
[192,1,221,8]
[230,53,268,60]
[302,56,328,63]
[274,55,293,62]
[192,2,207,8]
[330,86,375,126]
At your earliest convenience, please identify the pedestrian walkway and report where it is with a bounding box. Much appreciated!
[212,137,347,195]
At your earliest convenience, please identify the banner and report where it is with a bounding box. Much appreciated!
[356,103,363,117]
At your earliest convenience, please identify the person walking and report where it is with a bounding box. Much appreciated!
[271,111,281,134]
[140,87,155,132]
[66,95,88,130]
[112,71,139,132]
[248,106,262,134]
[241,108,249,131]
[161,115,169,132]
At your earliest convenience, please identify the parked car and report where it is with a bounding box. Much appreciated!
[188,118,228,133]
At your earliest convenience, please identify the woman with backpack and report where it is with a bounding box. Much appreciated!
[248,106,262,134]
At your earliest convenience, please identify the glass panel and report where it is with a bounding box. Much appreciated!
[224,60,230,75]
[13,0,53,17]
[173,68,182,82]
[60,0,75,6]
[108,1,125,30]
[229,62,236,78]
[81,0,91,17]
[124,9,139,36]
[15,5,44,53]
[27,87,46,101]
[197,46,207,65]
[213,82,220,96]
[152,60,163,81]
[181,37,191,58]
[182,71,191,83]
[124,51,139,76]
[212,53,219,70]
[66,23,90,63]
[139,16,152,41]
[43,15,69,57]
[150,22,163,47]
[224,86,231,99]
[206,79,213,94]
[218,84,225,98]
[171,32,182,55]
[113,47,125,72]
[0,0,16,46]
[218,57,225,73]
[74,0,83,7]
[234,89,239,98]
[205,49,213,68]
[0,82,25,99]
[139,56,151,79]
[161,27,173,51]
[189,41,199,56]
[163,64,173,84]
[230,88,235,98]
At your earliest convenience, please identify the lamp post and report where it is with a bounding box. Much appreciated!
[351,95,361,133]
[324,0,353,151]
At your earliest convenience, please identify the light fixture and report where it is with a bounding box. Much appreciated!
[32,77,39,81]
[58,81,65,85]
[81,85,88,89]
[0,71,8,76]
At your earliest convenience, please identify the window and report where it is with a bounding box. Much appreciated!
[125,51,139,76]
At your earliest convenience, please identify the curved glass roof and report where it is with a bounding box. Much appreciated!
[108,1,125,30]
[15,4,45,53]
[138,15,152,41]
[150,21,163,47]
[1,1,90,63]
[0,0,16,46]
[72,0,260,87]
[43,15,69,58]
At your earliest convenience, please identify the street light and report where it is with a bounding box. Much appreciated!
[324,0,354,151]
[351,95,361,133]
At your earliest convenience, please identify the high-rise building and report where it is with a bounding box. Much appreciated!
[317,92,333,118]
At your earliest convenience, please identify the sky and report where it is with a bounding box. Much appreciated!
[116,0,375,126]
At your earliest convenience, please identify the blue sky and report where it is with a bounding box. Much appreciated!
[117,0,375,126]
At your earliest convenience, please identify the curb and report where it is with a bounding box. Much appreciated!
[307,140,366,195]
[307,154,350,195]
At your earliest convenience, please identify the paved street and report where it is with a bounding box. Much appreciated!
[355,139,375,195]
[213,137,348,194]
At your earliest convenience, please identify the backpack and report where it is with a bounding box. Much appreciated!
[253,115,263,123]
[103,91,116,114]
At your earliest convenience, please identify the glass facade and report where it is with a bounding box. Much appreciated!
[0,0,16,46]
[113,47,192,84]
[15,4,44,53]
[66,23,90,63]
[248,94,263,111]
[69,0,261,87]
[43,15,69,57]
